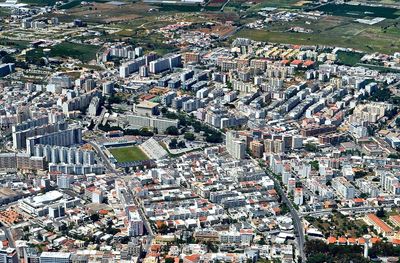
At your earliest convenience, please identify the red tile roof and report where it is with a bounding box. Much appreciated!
[327,236,336,244]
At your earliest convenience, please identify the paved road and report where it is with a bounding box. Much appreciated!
[301,205,385,217]
[265,169,306,261]
[89,140,155,254]
[87,141,115,172]
[246,154,306,261]
[2,226,15,248]
[220,0,231,11]
[94,107,107,131]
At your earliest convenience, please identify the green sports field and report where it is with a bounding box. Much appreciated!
[109,146,149,163]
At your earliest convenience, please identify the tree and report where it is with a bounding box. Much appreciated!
[226,81,233,90]
[169,138,178,149]
[90,213,100,222]
[305,143,318,152]
[309,160,319,171]
[388,153,400,159]
[257,238,266,245]
[161,107,168,115]
[367,125,376,136]
[1,54,15,64]
[165,126,179,136]
[159,223,168,234]
[177,141,186,148]
[376,207,385,218]
[205,132,222,143]
[369,242,400,257]
[139,128,154,137]
[184,132,195,141]
[307,253,327,263]
[305,240,329,256]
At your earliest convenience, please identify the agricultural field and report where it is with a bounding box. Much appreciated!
[58,0,109,9]
[247,0,303,11]
[43,1,160,23]
[19,0,109,7]
[313,3,400,19]
[155,3,203,12]
[20,0,58,6]
[204,0,226,11]
[0,7,10,17]
[109,146,149,163]
[0,39,29,50]
[234,14,400,54]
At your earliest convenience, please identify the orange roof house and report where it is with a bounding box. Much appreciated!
[364,214,393,237]
[327,236,336,244]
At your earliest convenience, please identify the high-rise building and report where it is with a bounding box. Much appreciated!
[149,54,181,74]
[13,121,68,150]
[332,177,355,199]
[226,130,246,159]
[57,174,75,189]
[0,153,47,170]
[249,140,264,158]
[26,128,82,155]
[48,205,65,218]
[83,79,95,92]
[102,81,114,96]
[273,140,284,153]
[139,66,149,77]
[127,208,144,237]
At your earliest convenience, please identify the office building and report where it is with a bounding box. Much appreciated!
[39,252,71,263]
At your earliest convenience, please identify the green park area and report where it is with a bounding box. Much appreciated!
[26,42,100,63]
[109,146,149,163]
[336,51,364,66]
